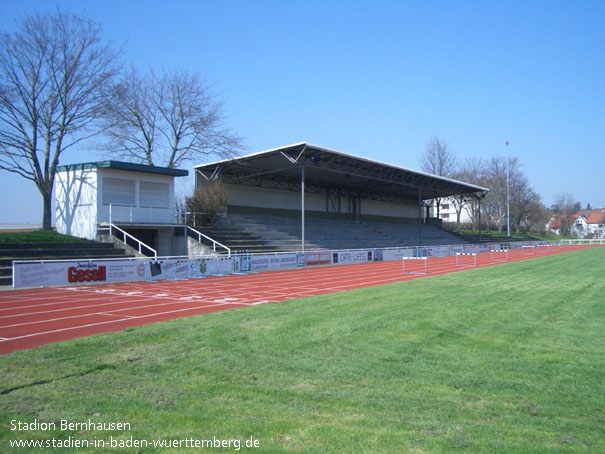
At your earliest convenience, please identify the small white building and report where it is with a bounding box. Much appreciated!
[586,210,605,238]
[430,199,473,225]
[54,161,189,256]
[571,215,588,237]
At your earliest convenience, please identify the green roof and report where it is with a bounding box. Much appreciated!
[56,160,188,177]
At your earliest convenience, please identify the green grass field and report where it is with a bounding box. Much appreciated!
[453,229,570,242]
[1,248,604,453]
[0,230,88,243]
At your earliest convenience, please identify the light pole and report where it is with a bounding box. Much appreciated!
[505,141,510,237]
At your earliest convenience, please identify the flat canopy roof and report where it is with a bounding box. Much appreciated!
[57,160,188,177]
[195,143,487,204]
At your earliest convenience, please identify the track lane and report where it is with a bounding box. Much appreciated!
[0,245,595,354]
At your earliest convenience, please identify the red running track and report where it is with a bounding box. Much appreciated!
[0,245,596,354]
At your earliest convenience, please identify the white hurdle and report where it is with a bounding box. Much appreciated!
[456,252,477,268]
[402,257,429,275]
[490,249,509,263]
[537,243,551,254]
[521,245,536,256]
[165,261,188,281]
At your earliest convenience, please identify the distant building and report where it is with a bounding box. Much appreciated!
[585,210,605,238]
[430,199,473,226]
[546,208,605,238]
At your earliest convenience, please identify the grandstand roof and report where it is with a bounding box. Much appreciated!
[195,143,488,204]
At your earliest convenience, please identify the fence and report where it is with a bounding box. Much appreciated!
[12,240,564,289]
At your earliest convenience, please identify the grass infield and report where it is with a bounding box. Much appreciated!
[1,247,604,453]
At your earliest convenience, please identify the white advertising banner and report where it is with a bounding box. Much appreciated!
[250,254,299,272]
[13,259,148,288]
[381,248,415,261]
[332,250,372,265]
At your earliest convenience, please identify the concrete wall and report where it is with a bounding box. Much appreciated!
[55,168,98,240]
[187,236,219,257]
[156,228,188,257]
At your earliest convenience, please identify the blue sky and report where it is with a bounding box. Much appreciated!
[1,0,604,223]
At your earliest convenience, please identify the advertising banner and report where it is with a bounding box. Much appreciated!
[13,259,148,288]
[381,248,414,261]
[250,254,298,272]
[305,252,332,266]
[332,250,372,265]
[188,257,234,277]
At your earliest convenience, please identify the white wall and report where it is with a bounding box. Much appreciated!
[55,168,98,239]
[226,184,325,211]
[361,199,418,218]
[55,167,179,240]
[225,184,417,218]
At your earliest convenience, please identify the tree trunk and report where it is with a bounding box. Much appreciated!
[42,189,52,230]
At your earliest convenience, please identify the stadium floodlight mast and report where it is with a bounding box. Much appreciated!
[505,141,510,237]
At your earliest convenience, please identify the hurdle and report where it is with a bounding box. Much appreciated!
[165,261,187,281]
[402,256,429,275]
[521,245,536,256]
[537,243,551,254]
[233,250,253,275]
[490,249,509,262]
[188,260,206,279]
[209,256,232,277]
[241,250,258,274]
[144,261,165,282]
[456,252,477,268]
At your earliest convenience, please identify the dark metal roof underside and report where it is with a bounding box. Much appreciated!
[57,160,188,177]
[195,143,487,205]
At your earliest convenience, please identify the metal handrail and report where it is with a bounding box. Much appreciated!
[186,226,231,257]
[110,223,157,258]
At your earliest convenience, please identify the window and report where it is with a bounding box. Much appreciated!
[103,178,135,205]
[140,181,169,207]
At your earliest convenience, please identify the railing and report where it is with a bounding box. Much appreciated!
[110,223,157,258]
[561,238,605,245]
[183,210,227,227]
[186,226,231,256]
[108,203,174,224]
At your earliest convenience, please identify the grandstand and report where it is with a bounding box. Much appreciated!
[194,143,487,252]
[204,207,465,253]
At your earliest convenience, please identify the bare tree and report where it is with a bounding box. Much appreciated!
[185,178,228,226]
[0,9,120,229]
[510,172,541,233]
[550,192,580,236]
[482,156,508,232]
[103,67,243,169]
[551,192,579,216]
[420,136,456,218]
[459,157,486,231]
